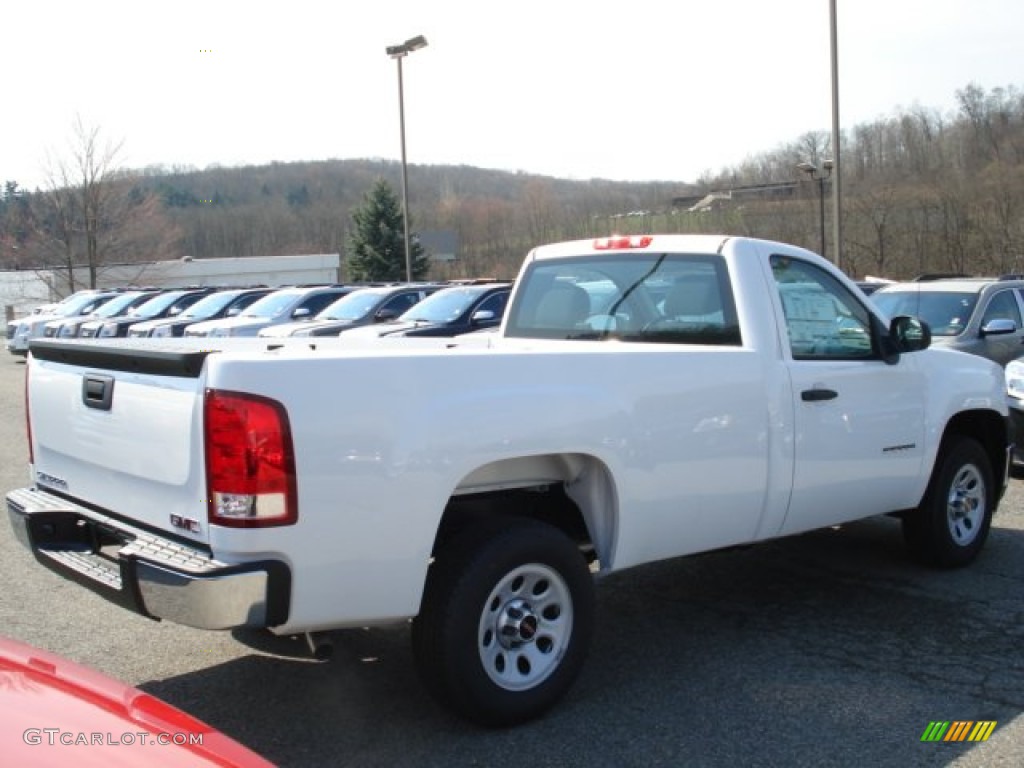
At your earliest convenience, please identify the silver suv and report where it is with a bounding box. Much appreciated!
[871,277,1024,367]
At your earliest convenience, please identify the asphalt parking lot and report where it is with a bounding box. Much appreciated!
[1,354,1023,767]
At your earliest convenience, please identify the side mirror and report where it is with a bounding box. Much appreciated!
[292,308,311,319]
[980,317,1016,336]
[471,309,496,324]
[890,315,931,353]
[375,308,398,322]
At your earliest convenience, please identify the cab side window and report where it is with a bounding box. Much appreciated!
[301,292,346,315]
[477,292,508,317]
[981,290,1021,329]
[770,255,875,360]
[383,292,421,315]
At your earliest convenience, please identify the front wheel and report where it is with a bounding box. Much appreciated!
[903,436,994,568]
[412,518,595,726]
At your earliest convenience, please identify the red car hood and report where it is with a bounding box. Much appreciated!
[0,635,274,767]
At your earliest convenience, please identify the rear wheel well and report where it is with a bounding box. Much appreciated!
[432,485,595,563]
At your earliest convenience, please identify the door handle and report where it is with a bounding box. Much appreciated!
[801,388,837,402]
[82,374,115,410]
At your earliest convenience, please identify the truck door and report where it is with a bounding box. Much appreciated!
[768,254,927,535]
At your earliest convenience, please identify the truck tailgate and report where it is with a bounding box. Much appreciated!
[28,340,211,543]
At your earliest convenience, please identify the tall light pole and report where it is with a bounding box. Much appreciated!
[386,34,428,282]
[798,160,833,261]
[829,0,842,271]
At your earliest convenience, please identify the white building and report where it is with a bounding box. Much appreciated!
[2,253,342,321]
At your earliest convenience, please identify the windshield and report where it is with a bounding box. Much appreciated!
[317,291,382,321]
[871,289,978,336]
[400,288,481,323]
[240,291,302,319]
[128,291,189,319]
[179,290,242,319]
[93,292,154,318]
[504,252,741,345]
[55,293,114,317]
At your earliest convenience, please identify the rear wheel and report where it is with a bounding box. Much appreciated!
[903,436,993,568]
[412,518,594,726]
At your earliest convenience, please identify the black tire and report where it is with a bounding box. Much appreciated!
[903,436,993,568]
[411,518,595,727]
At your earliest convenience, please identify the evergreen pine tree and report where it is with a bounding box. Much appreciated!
[346,179,430,281]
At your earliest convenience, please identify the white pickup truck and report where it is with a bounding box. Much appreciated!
[7,234,1012,726]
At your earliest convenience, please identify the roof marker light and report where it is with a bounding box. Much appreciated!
[593,235,654,250]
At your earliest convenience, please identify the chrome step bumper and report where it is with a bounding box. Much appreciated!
[7,487,290,630]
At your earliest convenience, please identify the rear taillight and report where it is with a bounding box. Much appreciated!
[204,389,297,528]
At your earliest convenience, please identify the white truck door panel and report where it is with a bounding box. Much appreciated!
[766,253,927,534]
[782,358,926,534]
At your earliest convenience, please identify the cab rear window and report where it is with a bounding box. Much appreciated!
[505,253,741,345]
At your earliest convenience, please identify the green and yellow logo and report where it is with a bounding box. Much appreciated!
[921,721,997,742]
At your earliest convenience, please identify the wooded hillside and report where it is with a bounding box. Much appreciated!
[2,82,1021,283]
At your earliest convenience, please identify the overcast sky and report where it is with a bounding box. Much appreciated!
[4,0,1022,191]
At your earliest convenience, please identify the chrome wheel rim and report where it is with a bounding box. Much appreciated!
[946,462,986,546]
[478,563,573,691]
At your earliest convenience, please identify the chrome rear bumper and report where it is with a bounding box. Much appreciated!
[7,487,290,630]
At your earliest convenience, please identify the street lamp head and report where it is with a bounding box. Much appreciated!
[798,160,834,180]
[386,35,429,58]
[404,35,428,52]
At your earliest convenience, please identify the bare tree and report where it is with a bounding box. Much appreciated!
[28,118,180,291]
[35,159,81,293]
[795,131,833,167]
[71,117,124,287]
[846,183,899,277]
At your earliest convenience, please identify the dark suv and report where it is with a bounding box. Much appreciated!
[342,282,512,339]
[871,276,1024,367]
[258,284,444,338]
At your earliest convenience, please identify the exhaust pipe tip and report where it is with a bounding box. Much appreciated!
[305,631,334,661]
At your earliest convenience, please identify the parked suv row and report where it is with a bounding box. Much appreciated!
[8,290,124,355]
[185,285,357,337]
[258,284,445,338]
[9,280,515,354]
[129,287,274,338]
[80,288,219,338]
[44,290,161,339]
